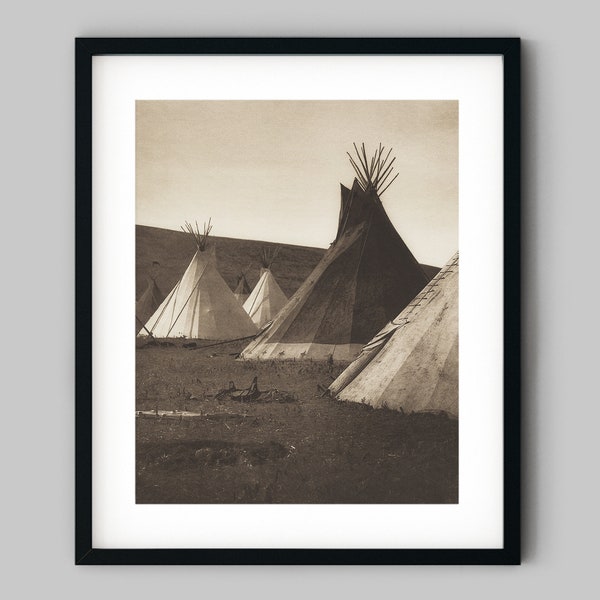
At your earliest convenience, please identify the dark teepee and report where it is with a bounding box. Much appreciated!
[241,144,431,361]
[135,261,164,334]
[234,270,251,304]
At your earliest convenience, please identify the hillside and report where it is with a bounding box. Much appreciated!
[136,225,326,299]
[136,224,440,300]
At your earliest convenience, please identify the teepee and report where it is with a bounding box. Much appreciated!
[139,221,258,340]
[135,262,164,334]
[329,252,458,416]
[233,270,251,304]
[240,144,430,361]
[243,247,288,328]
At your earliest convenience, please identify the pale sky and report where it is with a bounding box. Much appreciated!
[136,100,457,267]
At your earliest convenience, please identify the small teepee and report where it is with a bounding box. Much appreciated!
[240,144,430,361]
[139,221,258,340]
[135,261,164,334]
[329,252,458,416]
[233,269,251,304]
[243,247,288,328]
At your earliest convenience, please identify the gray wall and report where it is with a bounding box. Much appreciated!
[2,0,597,597]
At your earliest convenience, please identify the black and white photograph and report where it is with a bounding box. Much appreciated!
[135,100,459,504]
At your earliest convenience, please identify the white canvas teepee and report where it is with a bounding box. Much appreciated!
[329,252,458,416]
[139,221,258,340]
[243,247,288,328]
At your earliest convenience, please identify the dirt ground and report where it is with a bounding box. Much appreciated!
[136,339,458,504]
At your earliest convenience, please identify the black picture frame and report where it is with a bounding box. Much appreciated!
[75,37,520,565]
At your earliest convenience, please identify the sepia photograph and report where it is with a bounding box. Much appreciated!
[134,100,459,504]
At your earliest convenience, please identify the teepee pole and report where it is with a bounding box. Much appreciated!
[353,143,369,177]
[374,147,393,187]
[375,157,396,190]
[378,172,399,196]
[347,144,399,195]
[361,143,371,187]
[347,153,369,190]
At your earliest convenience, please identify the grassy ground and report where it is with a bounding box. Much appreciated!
[136,225,453,503]
[136,340,458,504]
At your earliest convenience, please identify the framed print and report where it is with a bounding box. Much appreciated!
[76,38,520,565]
